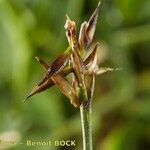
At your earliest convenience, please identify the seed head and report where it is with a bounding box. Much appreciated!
[26,1,120,107]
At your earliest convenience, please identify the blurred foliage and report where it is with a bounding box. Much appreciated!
[0,0,150,150]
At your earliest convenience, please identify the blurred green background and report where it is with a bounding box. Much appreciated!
[0,0,150,150]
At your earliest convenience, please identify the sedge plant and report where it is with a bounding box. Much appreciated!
[26,2,120,150]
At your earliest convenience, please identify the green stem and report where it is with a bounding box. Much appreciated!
[80,100,92,150]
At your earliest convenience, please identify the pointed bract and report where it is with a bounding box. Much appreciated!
[89,73,95,100]
[84,43,99,73]
[35,56,50,70]
[72,50,85,84]
[96,67,122,75]
[38,47,71,86]
[64,15,79,52]
[25,78,54,101]
[86,1,100,43]
[78,2,100,50]
[64,15,76,46]
[52,74,80,107]
[25,66,74,101]
[25,47,72,100]
[78,21,88,51]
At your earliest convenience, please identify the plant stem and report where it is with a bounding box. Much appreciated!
[80,100,92,150]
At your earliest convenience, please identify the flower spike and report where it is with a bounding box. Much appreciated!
[26,1,120,108]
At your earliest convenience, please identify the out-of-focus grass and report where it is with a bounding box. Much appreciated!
[0,0,150,150]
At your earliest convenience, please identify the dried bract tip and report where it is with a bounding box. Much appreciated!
[72,50,85,84]
[84,42,99,73]
[35,56,50,70]
[96,67,122,75]
[97,1,101,8]
[89,73,95,100]
[37,48,71,87]
[78,1,100,50]
[78,21,88,50]
[64,15,76,30]
[25,77,54,101]
[86,2,100,44]
[64,15,79,51]
[52,74,80,107]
